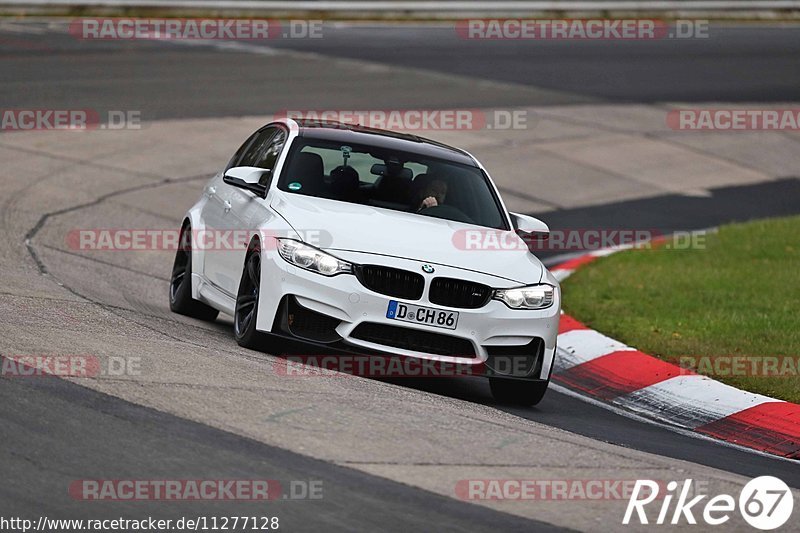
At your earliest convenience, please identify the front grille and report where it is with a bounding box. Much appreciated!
[428,277,492,309]
[350,322,475,357]
[355,265,424,300]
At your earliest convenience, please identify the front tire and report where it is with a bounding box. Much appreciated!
[169,223,219,321]
[489,378,549,406]
[234,245,268,350]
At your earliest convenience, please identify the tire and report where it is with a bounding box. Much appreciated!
[489,377,550,406]
[169,223,219,321]
[234,244,268,350]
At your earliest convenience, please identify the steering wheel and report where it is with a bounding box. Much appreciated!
[419,204,475,225]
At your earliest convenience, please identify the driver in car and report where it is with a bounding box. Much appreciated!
[417,179,448,211]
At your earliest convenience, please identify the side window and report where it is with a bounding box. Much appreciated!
[238,127,277,168]
[226,130,261,171]
[254,128,287,185]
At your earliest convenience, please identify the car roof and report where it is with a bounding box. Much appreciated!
[290,119,478,167]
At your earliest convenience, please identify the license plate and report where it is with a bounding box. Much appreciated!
[386,300,458,330]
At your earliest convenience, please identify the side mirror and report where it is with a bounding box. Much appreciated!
[510,212,549,240]
[223,166,270,196]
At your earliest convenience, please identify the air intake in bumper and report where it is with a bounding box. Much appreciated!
[350,322,476,357]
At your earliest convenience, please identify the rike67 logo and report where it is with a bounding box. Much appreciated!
[624,476,794,530]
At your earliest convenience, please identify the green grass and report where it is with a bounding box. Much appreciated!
[562,215,800,403]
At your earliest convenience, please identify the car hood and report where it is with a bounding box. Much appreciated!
[270,192,543,285]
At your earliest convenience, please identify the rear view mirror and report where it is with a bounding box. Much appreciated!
[223,166,270,196]
[510,212,549,239]
[370,163,413,179]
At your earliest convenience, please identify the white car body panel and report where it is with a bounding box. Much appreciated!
[270,192,544,285]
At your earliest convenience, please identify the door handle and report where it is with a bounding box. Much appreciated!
[223,200,232,213]
[206,185,217,197]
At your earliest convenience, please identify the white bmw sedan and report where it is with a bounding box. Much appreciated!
[170,118,560,405]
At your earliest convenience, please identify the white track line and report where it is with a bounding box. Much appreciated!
[555,330,635,371]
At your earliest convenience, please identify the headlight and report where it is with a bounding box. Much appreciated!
[276,239,352,276]
[493,284,555,310]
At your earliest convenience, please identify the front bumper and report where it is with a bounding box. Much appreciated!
[256,249,560,380]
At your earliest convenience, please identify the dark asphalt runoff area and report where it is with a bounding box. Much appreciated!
[1,19,799,530]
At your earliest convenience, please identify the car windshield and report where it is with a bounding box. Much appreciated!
[277,138,508,230]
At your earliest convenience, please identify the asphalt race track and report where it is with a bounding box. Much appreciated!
[4,23,800,118]
[1,20,799,531]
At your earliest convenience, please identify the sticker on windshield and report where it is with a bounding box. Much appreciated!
[288,182,302,191]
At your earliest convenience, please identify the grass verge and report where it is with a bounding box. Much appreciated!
[561,215,800,403]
